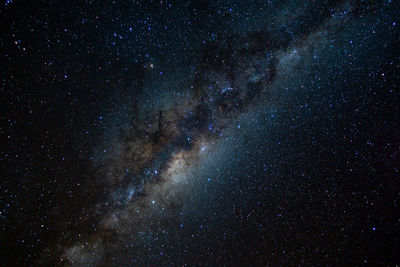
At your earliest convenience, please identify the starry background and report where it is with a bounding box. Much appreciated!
[1,0,400,266]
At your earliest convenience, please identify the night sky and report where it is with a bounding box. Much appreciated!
[1,0,400,266]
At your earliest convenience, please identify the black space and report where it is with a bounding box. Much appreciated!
[1,0,399,266]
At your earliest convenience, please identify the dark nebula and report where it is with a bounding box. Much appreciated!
[1,0,399,266]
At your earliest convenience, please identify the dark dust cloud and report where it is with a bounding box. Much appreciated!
[1,0,399,266]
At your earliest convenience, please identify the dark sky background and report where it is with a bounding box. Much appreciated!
[1,0,400,266]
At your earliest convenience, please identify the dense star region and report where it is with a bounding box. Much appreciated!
[1,0,399,266]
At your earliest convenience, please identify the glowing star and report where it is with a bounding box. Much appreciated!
[221,86,233,94]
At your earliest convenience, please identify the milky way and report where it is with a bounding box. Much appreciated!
[2,0,399,266]
[52,2,399,265]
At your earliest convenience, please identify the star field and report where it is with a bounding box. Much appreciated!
[1,0,400,266]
